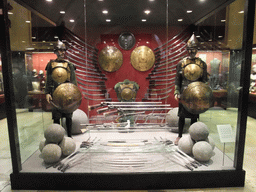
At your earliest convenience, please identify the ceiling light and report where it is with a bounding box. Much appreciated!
[106,19,111,22]
[238,11,244,14]
[187,10,192,13]
[26,20,31,23]
[178,19,183,22]
[32,37,36,39]
[142,19,147,22]
[26,48,35,50]
[98,0,103,1]
[102,10,108,14]
[221,20,226,22]
[54,36,59,39]
[196,35,200,38]
[70,19,75,22]
[46,0,52,2]
[149,0,155,1]
[144,10,151,14]
[253,47,256,50]
[199,0,206,2]
[8,12,13,15]
[218,36,223,38]
[60,11,65,14]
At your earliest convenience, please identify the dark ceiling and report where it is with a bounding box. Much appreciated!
[13,0,235,43]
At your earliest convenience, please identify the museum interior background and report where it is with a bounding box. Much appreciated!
[1,0,256,190]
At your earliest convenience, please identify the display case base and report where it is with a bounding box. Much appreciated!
[10,170,245,190]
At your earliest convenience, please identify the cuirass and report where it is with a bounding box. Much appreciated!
[51,62,71,83]
[182,58,204,81]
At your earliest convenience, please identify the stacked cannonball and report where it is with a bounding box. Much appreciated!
[39,124,76,164]
[178,122,215,162]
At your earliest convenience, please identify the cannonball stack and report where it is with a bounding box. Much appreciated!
[39,123,76,164]
[178,121,215,162]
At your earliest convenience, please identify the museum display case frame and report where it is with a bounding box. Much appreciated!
[0,0,255,190]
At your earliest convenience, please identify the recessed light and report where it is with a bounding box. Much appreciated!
[26,20,31,23]
[32,37,36,39]
[238,11,244,14]
[221,20,226,22]
[178,19,183,22]
[106,19,111,22]
[46,0,52,2]
[149,0,154,1]
[22,41,26,43]
[208,39,212,41]
[144,10,151,14]
[218,36,223,38]
[187,10,192,13]
[102,10,108,14]
[8,12,13,15]
[60,11,65,14]
[199,0,206,2]
[54,36,58,39]
[70,19,75,22]
[142,19,147,22]
[196,35,200,38]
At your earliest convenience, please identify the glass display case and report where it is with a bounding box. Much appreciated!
[0,0,255,190]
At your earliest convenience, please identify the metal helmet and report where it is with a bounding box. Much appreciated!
[52,83,82,113]
[180,82,213,114]
[54,40,67,52]
[187,33,199,49]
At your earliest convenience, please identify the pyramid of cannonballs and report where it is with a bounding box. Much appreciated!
[178,122,215,162]
[39,124,76,164]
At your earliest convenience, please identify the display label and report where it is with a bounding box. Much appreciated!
[217,124,235,143]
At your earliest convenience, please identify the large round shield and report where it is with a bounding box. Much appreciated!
[180,82,213,114]
[52,83,82,113]
[98,46,123,72]
[130,46,155,71]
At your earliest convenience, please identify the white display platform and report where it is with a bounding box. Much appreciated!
[21,127,234,173]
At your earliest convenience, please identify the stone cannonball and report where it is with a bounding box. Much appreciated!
[52,83,82,113]
[166,108,179,127]
[178,135,195,155]
[59,137,76,156]
[41,144,62,164]
[39,138,51,152]
[192,141,214,162]
[180,82,213,114]
[62,109,89,135]
[189,122,209,141]
[205,136,215,150]
[44,124,65,143]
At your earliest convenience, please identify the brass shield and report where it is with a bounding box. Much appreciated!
[180,82,213,114]
[52,83,82,113]
[130,46,155,72]
[98,46,123,72]
[120,84,136,101]
[51,62,70,83]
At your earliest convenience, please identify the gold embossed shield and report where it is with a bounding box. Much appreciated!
[130,46,155,72]
[98,46,123,72]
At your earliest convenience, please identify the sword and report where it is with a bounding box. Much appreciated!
[82,91,106,97]
[157,48,187,64]
[142,95,170,101]
[149,81,175,87]
[76,68,105,77]
[65,41,98,59]
[148,84,174,92]
[146,73,175,79]
[77,80,106,88]
[149,69,173,75]
[63,29,98,52]
[66,51,98,66]
[149,77,175,82]
[77,76,105,84]
[154,55,185,68]
[152,64,177,72]
[76,72,107,80]
[155,42,187,59]
[84,95,112,101]
[79,85,106,92]
[147,89,173,96]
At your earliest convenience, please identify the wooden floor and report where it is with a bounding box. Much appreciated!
[0,107,256,192]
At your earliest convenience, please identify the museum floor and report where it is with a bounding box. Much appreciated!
[0,107,256,192]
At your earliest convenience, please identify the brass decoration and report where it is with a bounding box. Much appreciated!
[51,62,70,83]
[52,83,82,113]
[120,84,136,101]
[98,46,123,72]
[182,58,204,81]
[180,82,213,114]
[130,46,155,72]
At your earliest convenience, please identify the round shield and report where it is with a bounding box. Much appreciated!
[118,32,136,50]
[52,83,82,113]
[98,46,123,72]
[121,87,136,101]
[180,82,213,114]
[52,67,68,83]
[183,64,203,81]
[130,46,155,72]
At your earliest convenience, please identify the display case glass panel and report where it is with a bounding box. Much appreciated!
[1,0,254,190]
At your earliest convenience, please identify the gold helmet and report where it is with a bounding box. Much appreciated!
[187,33,199,49]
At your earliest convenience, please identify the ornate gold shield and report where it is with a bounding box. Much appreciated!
[52,83,82,113]
[98,46,123,72]
[130,46,155,72]
[180,82,213,114]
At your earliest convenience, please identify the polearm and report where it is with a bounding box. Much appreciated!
[154,27,189,51]
[63,28,98,52]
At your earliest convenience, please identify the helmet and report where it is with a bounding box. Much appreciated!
[54,40,67,52]
[187,33,199,49]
